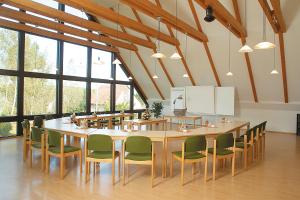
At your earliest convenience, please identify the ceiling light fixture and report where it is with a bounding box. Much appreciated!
[271,33,279,75]
[204,6,215,22]
[112,3,121,64]
[183,33,189,78]
[128,50,133,80]
[254,12,275,49]
[152,59,159,79]
[227,25,233,76]
[152,17,166,58]
[239,0,253,53]
[170,0,181,60]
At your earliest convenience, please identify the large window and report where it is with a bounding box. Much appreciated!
[116,64,130,81]
[0,122,17,137]
[63,80,86,113]
[0,75,17,116]
[25,34,57,74]
[91,49,112,79]
[0,28,18,70]
[91,83,110,112]
[134,89,146,110]
[24,78,56,115]
[115,84,131,111]
[63,42,87,77]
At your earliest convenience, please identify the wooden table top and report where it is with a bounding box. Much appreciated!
[163,115,202,120]
[75,113,133,120]
[122,118,167,125]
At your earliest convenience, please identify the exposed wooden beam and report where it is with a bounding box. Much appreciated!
[2,0,155,49]
[120,0,208,43]
[188,0,221,87]
[270,0,286,32]
[115,53,148,100]
[257,0,280,33]
[153,0,195,86]
[0,18,118,53]
[0,6,137,51]
[278,32,288,103]
[194,0,247,38]
[131,8,175,87]
[232,0,258,102]
[53,0,178,46]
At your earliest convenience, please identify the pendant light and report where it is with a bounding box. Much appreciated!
[183,33,189,78]
[112,4,121,64]
[254,12,275,49]
[271,33,279,75]
[170,0,181,60]
[152,59,159,79]
[152,17,166,58]
[239,0,253,53]
[226,25,233,76]
[128,50,133,79]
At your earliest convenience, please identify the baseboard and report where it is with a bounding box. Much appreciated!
[266,131,296,135]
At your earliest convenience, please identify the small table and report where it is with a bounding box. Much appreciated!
[122,118,167,131]
[163,115,202,129]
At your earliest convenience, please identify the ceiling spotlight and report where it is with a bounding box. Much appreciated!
[204,6,215,22]
[226,71,233,76]
[152,75,159,79]
[183,74,189,78]
[270,69,279,75]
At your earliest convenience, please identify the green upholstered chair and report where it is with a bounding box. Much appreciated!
[85,134,120,184]
[123,136,155,187]
[29,127,45,170]
[208,133,236,180]
[170,135,208,185]
[33,116,44,128]
[22,119,30,161]
[45,130,82,179]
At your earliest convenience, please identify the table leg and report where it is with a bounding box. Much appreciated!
[163,138,168,178]
[108,118,113,129]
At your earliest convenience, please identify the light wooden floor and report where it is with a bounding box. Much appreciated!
[1,133,300,200]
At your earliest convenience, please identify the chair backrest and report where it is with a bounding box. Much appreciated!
[262,121,267,131]
[48,130,61,147]
[185,135,206,152]
[243,128,252,143]
[216,133,234,149]
[31,127,43,142]
[88,134,112,151]
[21,119,30,130]
[257,123,263,134]
[33,116,44,128]
[125,136,152,154]
[252,125,258,137]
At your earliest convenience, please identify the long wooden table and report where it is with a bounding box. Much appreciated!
[75,113,134,129]
[121,118,167,131]
[163,115,202,129]
[44,118,250,178]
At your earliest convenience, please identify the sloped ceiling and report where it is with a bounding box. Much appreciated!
[96,0,300,104]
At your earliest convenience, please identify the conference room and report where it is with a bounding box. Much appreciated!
[0,0,299,200]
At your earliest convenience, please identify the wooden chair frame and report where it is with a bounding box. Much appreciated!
[235,133,253,169]
[29,131,45,171]
[23,125,31,162]
[45,131,82,179]
[170,142,208,185]
[122,141,156,187]
[212,138,236,180]
[84,139,121,184]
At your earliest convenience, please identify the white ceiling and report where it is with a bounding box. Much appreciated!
[96,0,300,103]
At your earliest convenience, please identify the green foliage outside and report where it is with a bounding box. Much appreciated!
[115,102,130,111]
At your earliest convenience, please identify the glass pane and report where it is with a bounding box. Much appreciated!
[116,64,129,81]
[0,28,18,70]
[134,89,146,110]
[65,5,88,20]
[0,75,17,116]
[0,122,16,137]
[63,80,86,113]
[32,0,58,9]
[91,49,112,79]
[24,78,56,115]
[63,42,87,77]
[25,34,57,74]
[115,84,130,111]
[91,83,110,112]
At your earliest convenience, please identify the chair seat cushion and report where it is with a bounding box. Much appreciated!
[88,151,119,159]
[208,148,233,156]
[172,151,206,159]
[235,142,251,149]
[48,145,81,154]
[31,142,42,149]
[125,153,152,161]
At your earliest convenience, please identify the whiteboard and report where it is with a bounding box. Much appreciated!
[186,86,215,114]
[215,87,235,116]
[170,87,186,111]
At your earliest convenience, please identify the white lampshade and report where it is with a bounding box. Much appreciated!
[254,41,276,49]
[226,71,233,76]
[151,52,166,58]
[112,58,121,65]
[152,75,159,79]
[128,76,133,80]
[239,45,253,53]
[183,73,189,78]
[170,52,181,60]
[271,69,279,75]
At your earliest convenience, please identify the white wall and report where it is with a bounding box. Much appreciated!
[148,99,300,133]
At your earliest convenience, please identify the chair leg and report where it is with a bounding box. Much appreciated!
[60,156,64,179]
[204,156,208,182]
[181,160,184,186]
[79,151,82,174]
[23,140,27,162]
[93,162,96,176]
[244,148,248,169]
[213,157,216,181]
[118,156,121,179]
[112,159,115,185]
[41,148,45,171]
[29,147,32,168]
[85,161,88,183]
[232,154,236,177]
[170,155,173,177]
[45,151,49,173]
[192,162,195,176]
[123,163,125,186]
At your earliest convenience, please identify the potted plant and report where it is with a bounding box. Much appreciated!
[151,102,163,118]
